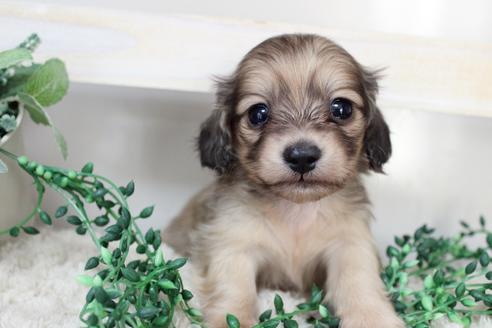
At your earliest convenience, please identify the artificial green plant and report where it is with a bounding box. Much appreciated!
[0,33,69,174]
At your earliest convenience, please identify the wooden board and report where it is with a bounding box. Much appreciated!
[0,1,491,118]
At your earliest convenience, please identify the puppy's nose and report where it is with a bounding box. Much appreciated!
[283,142,321,174]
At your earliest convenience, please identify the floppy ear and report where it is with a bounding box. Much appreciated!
[197,77,236,174]
[360,68,392,173]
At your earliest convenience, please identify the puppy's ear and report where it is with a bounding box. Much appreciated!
[197,77,236,174]
[360,68,392,173]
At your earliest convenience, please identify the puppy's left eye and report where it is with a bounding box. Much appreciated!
[330,98,352,120]
[248,103,269,126]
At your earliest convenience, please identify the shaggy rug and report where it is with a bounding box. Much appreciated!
[0,228,490,328]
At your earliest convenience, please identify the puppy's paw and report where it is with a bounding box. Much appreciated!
[340,308,405,328]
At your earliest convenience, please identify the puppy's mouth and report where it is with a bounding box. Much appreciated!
[269,175,334,188]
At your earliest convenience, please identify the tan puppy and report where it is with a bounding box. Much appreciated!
[163,34,404,328]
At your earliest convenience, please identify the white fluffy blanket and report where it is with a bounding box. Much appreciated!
[0,228,490,328]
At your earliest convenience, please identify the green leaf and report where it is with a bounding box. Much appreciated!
[81,162,94,174]
[0,48,32,70]
[9,226,20,237]
[121,268,140,282]
[94,215,109,226]
[17,92,50,125]
[136,244,147,254]
[120,207,131,221]
[154,247,164,267]
[424,275,434,289]
[52,125,68,160]
[296,303,312,310]
[480,216,486,227]
[447,311,461,324]
[262,319,280,328]
[166,258,187,270]
[402,260,419,269]
[309,286,323,305]
[226,314,240,328]
[0,64,40,98]
[486,234,492,248]
[274,294,284,314]
[100,247,112,265]
[105,224,123,235]
[318,304,329,318]
[94,287,110,305]
[465,261,477,274]
[461,298,476,307]
[433,269,444,286]
[39,211,52,225]
[284,319,298,328]
[22,226,39,235]
[85,257,100,270]
[182,289,193,301]
[145,228,155,244]
[23,58,69,107]
[421,295,433,311]
[76,274,95,286]
[76,225,87,235]
[386,246,399,258]
[455,283,466,297]
[259,309,272,322]
[66,215,82,225]
[187,308,202,318]
[55,205,68,218]
[480,252,490,267]
[139,205,154,219]
[137,306,160,320]
[157,279,178,291]
[0,159,7,174]
[125,181,135,197]
[86,314,98,326]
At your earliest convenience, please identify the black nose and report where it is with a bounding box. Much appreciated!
[283,142,321,174]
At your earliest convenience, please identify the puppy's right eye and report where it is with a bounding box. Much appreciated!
[248,103,269,126]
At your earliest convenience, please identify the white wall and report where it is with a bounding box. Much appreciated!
[3,0,491,253]
[22,83,492,253]
[31,0,492,42]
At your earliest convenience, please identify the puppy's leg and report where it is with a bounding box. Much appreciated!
[199,250,258,328]
[324,224,404,328]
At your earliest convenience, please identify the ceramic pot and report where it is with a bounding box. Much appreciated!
[0,107,35,232]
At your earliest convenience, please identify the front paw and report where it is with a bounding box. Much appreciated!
[340,309,405,328]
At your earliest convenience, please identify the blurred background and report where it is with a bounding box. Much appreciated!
[1,0,491,252]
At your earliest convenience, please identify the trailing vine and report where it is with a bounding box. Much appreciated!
[1,147,491,327]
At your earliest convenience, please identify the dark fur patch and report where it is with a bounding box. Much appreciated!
[197,78,237,174]
[359,67,392,172]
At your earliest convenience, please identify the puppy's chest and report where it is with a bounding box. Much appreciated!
[262,201,330,259]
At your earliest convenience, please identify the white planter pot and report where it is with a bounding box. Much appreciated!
[0,107,36,232]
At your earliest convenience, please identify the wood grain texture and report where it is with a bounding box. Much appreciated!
[0,1,491,117]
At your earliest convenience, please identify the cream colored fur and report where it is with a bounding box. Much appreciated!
[0,228,491,327]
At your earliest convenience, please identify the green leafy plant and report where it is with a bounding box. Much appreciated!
[0,34,69,174]
[383,220,492,327]
[1,147,491,327]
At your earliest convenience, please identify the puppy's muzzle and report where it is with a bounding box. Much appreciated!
[283,141,321,174]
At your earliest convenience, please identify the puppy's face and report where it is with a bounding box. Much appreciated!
[199,34,391,203]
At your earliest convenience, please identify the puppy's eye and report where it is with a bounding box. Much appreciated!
[330,98,352,120]
[248,103,269,126]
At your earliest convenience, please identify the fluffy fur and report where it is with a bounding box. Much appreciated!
[163,34,399,327]
[1,228,491,328]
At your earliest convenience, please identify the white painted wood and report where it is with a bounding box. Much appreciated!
[0,1,491,118]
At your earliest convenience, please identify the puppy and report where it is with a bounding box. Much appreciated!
[163,34,404,328]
